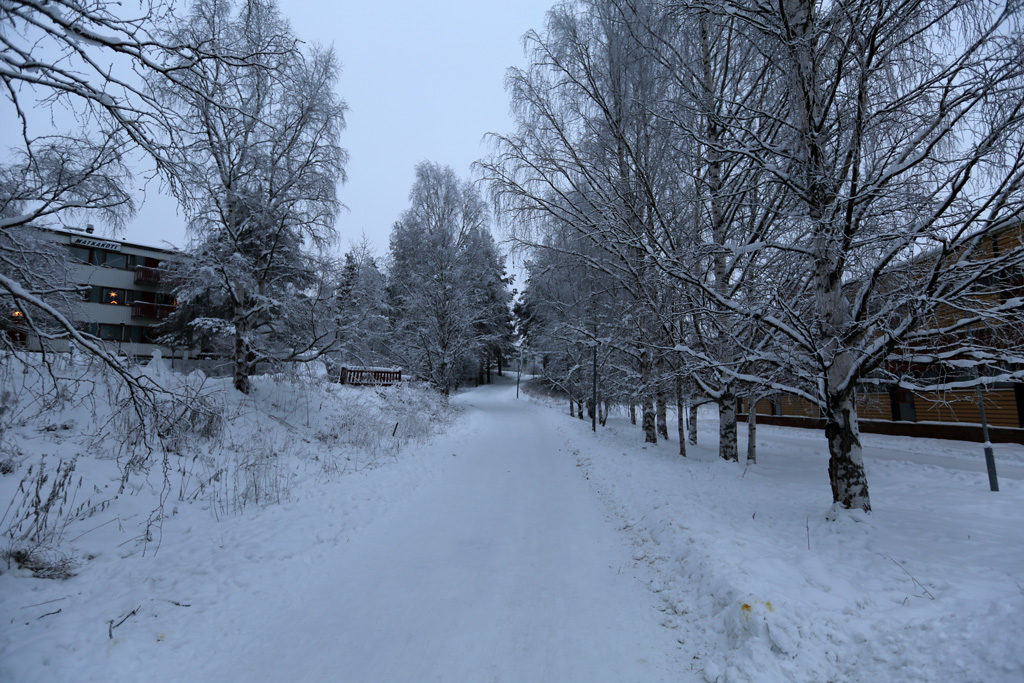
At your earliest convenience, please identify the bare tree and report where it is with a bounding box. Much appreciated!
[388,162,509,396]
[651,0,1024,510]
[492,0,1023,513]
[0,0,235,392]
[156,0,347,393]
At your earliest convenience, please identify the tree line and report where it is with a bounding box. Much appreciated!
[482,0,1024,511]
[3,0,1022,513]
[0,0,513,398]
[164,159,514,398]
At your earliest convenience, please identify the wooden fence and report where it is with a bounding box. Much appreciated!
[339,366,402,386]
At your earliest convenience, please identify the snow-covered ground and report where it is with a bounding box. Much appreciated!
[2,373,687,681]
[0,358,451,680]
[529,388,1024,682]
[3,369,1022,681]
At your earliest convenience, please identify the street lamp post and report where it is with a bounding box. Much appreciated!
[974,380,1000,492]
[516,346,522,399]
[591,342,597,432]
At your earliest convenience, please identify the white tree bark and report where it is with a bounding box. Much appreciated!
[719,389,738,462]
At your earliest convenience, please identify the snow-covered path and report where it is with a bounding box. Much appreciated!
[126,382,688,682]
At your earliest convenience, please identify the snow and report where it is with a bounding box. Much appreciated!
[3,372,1022,681]
[124,385,687,681]
[531,393,1024,681]
[1,377,686,681]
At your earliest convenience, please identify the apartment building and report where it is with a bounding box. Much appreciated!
[19,225,189,360]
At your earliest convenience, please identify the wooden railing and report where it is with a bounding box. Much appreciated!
[134,266,163,285]
[131,301,175,320]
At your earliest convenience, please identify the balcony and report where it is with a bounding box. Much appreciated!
[134,266,163,285]
[131,301,175,320]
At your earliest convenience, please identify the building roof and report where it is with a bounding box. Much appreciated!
[36,225,182,257]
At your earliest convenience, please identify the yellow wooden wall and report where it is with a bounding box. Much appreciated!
[913,389,1020,428]
[751,388,1020,428]
[857,392,892,421]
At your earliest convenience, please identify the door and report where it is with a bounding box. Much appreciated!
[889,388,917,422]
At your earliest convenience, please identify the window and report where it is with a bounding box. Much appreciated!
[88,249,129,268]
[102,287,127,305]
[97,324,125,341]
[102,252,127,269]
[67,246,91,263]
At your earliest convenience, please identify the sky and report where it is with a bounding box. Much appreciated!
[123,0,553,258]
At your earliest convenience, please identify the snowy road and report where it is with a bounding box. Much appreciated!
[135,382,688,682]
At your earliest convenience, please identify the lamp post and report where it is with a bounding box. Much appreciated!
[974,378,1000,492]
[516,346,522,399]
[590,341,598,432]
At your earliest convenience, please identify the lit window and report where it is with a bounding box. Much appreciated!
[102,288,126,305]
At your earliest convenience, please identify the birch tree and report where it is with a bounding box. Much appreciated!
[678,0,1024,510]
[388,162,511,396]
[485,0,688,445]
[157,0,347,393]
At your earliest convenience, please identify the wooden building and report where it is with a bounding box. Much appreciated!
[739,221,1024,444]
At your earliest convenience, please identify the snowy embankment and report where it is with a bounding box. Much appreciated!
[527,387,1024,682]
[0,356,453,680]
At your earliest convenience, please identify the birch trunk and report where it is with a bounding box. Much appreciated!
[641,350,657,443]
[656,392,669,440]
[826,389,871,510]
[687,403,698,445]
[719,387,738,461]
[675,375,687,457]
[232,314,251,394]
[785,0,873,511]
[746,400,757,464]
[642,397,657,443]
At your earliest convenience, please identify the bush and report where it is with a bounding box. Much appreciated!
[2,547,77,580]
[205,428,295,516]
[0,456,102,579]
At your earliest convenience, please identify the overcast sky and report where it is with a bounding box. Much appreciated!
[123,0,552,257]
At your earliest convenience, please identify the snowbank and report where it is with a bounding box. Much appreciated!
[534,396,1024,682]
[0,357,452,679]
